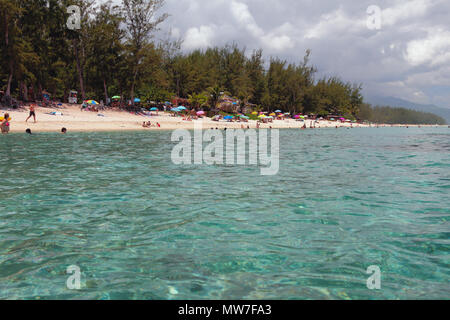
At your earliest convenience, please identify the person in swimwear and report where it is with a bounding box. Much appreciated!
[1,113,10,134]
[26,104,37,123]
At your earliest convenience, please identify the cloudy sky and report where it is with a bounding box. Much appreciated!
[112,0,450,108]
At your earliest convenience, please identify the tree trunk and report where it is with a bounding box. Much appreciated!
[130,67,138,107]
[74,39,86,101]
[103,78,108,105]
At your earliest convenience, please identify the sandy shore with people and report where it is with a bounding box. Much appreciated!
[1,104,438,133]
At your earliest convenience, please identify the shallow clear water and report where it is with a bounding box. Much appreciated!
[0,127,449,300]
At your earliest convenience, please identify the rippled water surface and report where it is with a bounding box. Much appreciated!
[0,127,449,300]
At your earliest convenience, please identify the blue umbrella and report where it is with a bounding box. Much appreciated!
[275,110,282,113]
[177,106,187,110]
[171,107,180,112]
[150,107,159,111]
[224,115,233,120]
[134,98,141,103]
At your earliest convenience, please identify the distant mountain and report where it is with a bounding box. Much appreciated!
[365,96,450,124]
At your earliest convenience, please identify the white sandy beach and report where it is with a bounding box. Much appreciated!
[1,104,432,133]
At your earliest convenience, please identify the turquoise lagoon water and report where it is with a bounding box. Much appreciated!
[0,127,449,300]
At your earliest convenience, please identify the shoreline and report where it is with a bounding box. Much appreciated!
[1,105,445,133]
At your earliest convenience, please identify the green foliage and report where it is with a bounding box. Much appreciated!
[358,104,446,125]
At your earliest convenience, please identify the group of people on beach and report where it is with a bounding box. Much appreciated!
[142,121,161,128]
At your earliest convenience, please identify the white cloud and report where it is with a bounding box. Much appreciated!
[404,28,450,66]
[183,25,217,50]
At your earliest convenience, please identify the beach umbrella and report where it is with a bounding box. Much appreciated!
[177,106,187,111]
[300,115,305,119]
[275,110,282,113]
[197,111,206,115]
[266,116,274,119]
[171,107,180,112]
[112,96,121,100]
[134,98,141,103]
[224,115,233,120]
[239,115,249,119]
[150,107,159,111]
[330,118,335,121]
[269,113,276,116]
[251,111,258,115]
[86,100,98,105]
[258,114,266,118]
[294,115,300,119]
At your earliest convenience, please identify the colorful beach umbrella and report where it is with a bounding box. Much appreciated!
[86,100,98,105]
[251,111,258,115]
[275,110,282,113]
[112,96,121,100]
[197,111,206,115]
[150,107,159,111]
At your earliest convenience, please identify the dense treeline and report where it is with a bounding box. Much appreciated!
[358,104,446,125]
[0,0,445,125]
[0,0,364,118]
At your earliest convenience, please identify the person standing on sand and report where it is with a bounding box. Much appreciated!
[1,113,11,134]
[26,104,37,123]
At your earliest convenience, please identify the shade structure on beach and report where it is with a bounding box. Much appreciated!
[134,98,141,103]
[112,96,121,100]
[294,115,300,119]
[275,110,282,113]
[258,114,266,118]
[171,107,180,112]
[239,115,249,119]
[224,115,233,120]
[197,111,205,115]
[150,107,159,111]
[251,112,258,115]
[269,113,276,116]
[177,106,187,111]
[86,100,98,105]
